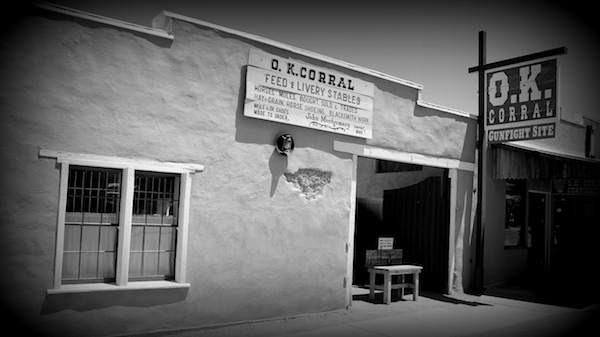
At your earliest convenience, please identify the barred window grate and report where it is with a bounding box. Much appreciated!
[62,167,121,284]
[129,172,180,280]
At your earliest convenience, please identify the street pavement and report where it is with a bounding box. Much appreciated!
[139,287,598,337]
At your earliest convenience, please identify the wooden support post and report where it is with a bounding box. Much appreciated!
[369,271,376,301]
[383,272,392,304]
[400,275,405,299]
[414,272,420,301]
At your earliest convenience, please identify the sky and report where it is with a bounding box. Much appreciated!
[17,1,600,120]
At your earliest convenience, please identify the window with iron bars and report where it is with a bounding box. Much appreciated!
[63,167,121,283]
[63,166,180,284]
[130,171,180,281]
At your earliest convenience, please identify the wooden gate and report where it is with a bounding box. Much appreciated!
[382,175,450,292]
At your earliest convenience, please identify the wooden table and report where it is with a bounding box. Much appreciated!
[368,265,422,304]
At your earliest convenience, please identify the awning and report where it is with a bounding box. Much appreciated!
[491,145,600,180]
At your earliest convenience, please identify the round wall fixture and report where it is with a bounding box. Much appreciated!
[275,133,294,156]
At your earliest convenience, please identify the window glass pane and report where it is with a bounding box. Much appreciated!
[159,252,175,275]
[159,227,176,250]
[62,252,80,280]
[99,226,117,251]
[98,252,116,279]
[129,171,180,281]
[143,252,159,276]
[130,226,144,251]
[505,179,526,247]
[62,166,120,284]
[79,252,99,279]
[143,227,160,251]
[129,252,143,277]
[80,225,100,252]
[64,224,81,251]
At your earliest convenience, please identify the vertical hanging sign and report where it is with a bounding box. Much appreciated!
[244,49,375,139]
[486,59,558,144]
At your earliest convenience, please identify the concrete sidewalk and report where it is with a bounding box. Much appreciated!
[141,287,599,337]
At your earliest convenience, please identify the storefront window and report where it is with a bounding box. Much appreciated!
[504,179,526,247]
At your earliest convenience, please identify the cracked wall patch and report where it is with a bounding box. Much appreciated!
[284,168,332,200]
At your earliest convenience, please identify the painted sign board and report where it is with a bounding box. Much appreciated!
[486,59,557,144]
[244,49,375,139]
[378,237,394,250]
[552,179,600,195]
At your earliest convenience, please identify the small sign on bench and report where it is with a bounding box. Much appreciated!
[378,237,394,250]
[365,249,403,267]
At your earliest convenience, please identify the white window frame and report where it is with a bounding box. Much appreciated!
[41,150,204,294]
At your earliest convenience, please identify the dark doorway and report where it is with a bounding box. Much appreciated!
[383,175,450,292]
[352,197,384,286]
[353,173,450,293]
[527,192,548,274]
[552,195,600,284]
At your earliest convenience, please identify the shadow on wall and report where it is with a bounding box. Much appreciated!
[413,104,477,164]
[40,287,189,314]
[269,147,288,197]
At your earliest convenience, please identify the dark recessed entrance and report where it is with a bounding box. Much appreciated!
[352,157,450,293]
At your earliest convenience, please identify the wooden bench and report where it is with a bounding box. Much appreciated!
[365,249,423,304]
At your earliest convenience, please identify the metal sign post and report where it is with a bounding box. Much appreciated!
[468,31,566,291]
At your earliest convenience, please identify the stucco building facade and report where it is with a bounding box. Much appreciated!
[0,3,478,336]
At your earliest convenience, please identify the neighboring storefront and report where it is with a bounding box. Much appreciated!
[0,3,477,336]
[480,58,600,294]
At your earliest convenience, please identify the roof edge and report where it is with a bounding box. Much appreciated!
[417,98,477,120]
[35,2,476,119]
[154,10,424,91]
[34,1,174,40]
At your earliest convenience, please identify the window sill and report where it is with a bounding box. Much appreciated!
[47,280,190,295]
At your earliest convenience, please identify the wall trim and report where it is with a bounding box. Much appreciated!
[39,149,204,174]
[47,281,190,295]
[333,141,476,172]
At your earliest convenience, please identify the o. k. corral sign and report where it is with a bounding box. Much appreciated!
[486,59,557,144]
[244,49,375,139]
